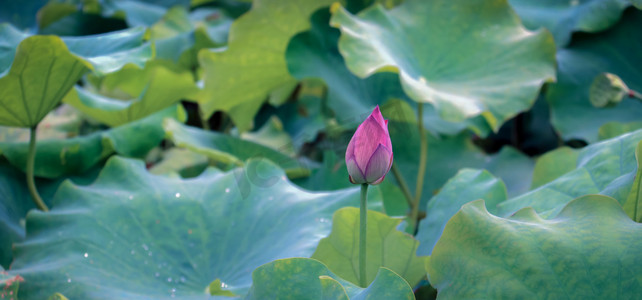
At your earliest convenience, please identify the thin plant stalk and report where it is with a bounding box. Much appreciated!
[410,103,427,233]
[391,163,414,209]
[359,183,368,287]
[630,89,642,101]
[27,126,49,212]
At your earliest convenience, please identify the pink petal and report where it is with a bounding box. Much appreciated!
[352,114,388,169]
[370,175,386,185]
[371,106,386,127]
[364,144,393,183]
[346,157,366,184]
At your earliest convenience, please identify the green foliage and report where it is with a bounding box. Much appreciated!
[0,105,185,178]
[246,258,414,299]
[312,207,425,287]
[9,157,382,298]
[0,36,89,128]
[198,0,335,131]
[530,146,579,189]
[427,195,642,299]
[330,0,556,131]
[415,169,507,256]
[547,9,642,143]
[163,118,309,178]
[63,62,197,127]
[389,119,533,208]
[498,129,642,217]
[509,0,630,46]
[1,0,642,298]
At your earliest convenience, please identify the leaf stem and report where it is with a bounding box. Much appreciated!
[27,126,48,212]
[391,162,414,209]
[410,103,427,234]
[359,183,368,287]
[630,89,642,101]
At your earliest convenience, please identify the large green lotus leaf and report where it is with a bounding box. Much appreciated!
[312,207,425,287]
[246,258,414,299]
[286,9,484,136]
[0,104,184,178]
[508,0,630,47]
[427,195,642,299]
[547,9,642,143]
[10,156,384,299]
[530,146,579,189]
[329,0,556,131]
[497,129,642,218]
[416,169,507,256]
[197,0,334,132]
[0,35,90,128]
[163,118,309,179]
[63,64,197,127]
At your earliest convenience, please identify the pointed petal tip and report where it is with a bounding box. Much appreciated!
[370,105,385,126]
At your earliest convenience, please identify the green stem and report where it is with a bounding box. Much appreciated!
[27,126,48,212]
[359,183,368,287]
[391,162,414,209]
[410,103,427,233]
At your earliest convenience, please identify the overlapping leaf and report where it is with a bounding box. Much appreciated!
[497,128,642,217]
[246,258,414,299]
[61,27,152,74]
[64,62,197,127]
[10,156,383,299]
[163,118,309,178]
[150,6,232,65]
[509,0,630,46]
[415,169,507,256]
[547,9,642,143]
[198,0,334,131]
[388,119,533,208]
[0,36,90,128]
[0,105,185,178]
[530,146,579,189]
[330,0,556,131]
[312,207,425,287]
[286,9,474,136]
[0,160,99,269]
[427,195,642,299]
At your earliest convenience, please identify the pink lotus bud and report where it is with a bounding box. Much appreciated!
[345,106,393,185]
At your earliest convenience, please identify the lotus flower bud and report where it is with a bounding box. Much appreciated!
[345,106,393,185]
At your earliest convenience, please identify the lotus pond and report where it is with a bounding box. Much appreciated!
[1,0,642,299]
